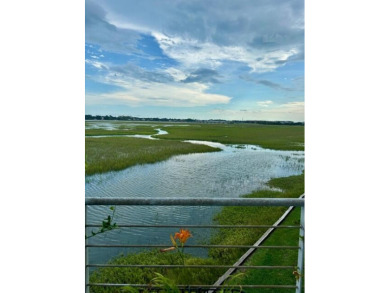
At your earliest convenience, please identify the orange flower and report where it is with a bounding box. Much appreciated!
[174,229,192,244]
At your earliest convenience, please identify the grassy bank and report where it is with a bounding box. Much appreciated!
[89,173,304,292]
[85,137,221,176]
[159,124,304,151]
[209,173,304,264]
[231,207,303,293]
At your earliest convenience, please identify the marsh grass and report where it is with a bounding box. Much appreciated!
[229,208,303,293]
[85,122,304,150]
[85,125,157,136]
[209,173,304,264]
[216,174,304,292]
[85,137,221,175]
[89,251,224,293]
[89,173,304,292]
[159,124,304,151]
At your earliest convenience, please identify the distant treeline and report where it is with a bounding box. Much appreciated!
[85,115,304,126]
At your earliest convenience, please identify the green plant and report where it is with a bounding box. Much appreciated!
[218,273,245,293]
[86,206,118,239]
[151,272,180,293]
[149,272,245,293]
[120,286,139,293]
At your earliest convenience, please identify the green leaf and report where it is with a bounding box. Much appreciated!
[170,234,178,248]
[120,286,138,293]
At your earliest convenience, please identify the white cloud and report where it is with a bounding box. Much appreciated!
[164,67,187,82]
[86,82,231,107]
[257,100,273,107]
[262,101,304,117]
[99,0,303,50]
[85,0,304,119]
[85,59,108,70]
[86,59,231,107]
[86,62,231,107]
[152,32,298,73]
[85,0,140,54]
[211,101,304,121]
[92,0,304,73]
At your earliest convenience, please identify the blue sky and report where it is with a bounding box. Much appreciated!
[85,0,304,121]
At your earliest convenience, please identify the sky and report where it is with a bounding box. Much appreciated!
[85,0,304,121]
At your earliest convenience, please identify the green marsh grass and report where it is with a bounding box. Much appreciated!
[215,173,304,292]
[89,251,224,293]
[159,124,304,151]
[229,207,303,293]
[85,137,220,175]
[209,173,304,264]
[85,121,304,150]
[85,125,157,136]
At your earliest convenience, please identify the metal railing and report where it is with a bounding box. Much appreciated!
[86,197,305,293]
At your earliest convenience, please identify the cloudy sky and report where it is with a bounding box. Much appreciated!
[85,0,304,121]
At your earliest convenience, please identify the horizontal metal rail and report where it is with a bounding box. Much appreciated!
[88,283,297,289]
[87,264,295,269]
[85,224,301,228]
[86,197,304,207]
[86,244,299,249]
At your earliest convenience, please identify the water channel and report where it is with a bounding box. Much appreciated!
[86,128,304,265]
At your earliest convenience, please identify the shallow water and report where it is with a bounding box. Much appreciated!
[86,138,304,265]
[86,128,168,139]
[129,128,168,139]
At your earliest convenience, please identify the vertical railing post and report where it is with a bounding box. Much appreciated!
[85,205,90,293]
[295,205,305,293]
